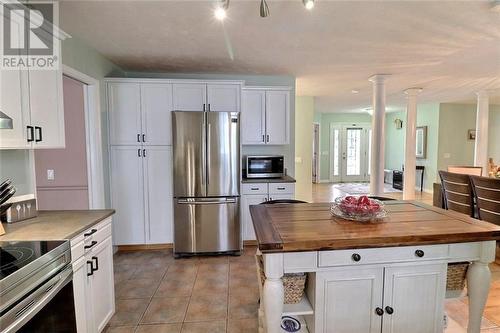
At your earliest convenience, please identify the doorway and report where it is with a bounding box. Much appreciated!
[330,123,371,182]
[312,123,320,183]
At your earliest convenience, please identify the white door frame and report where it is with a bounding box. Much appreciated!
[62,65,106,209]
[312,122,320,183]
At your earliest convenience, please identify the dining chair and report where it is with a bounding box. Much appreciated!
[447,166,483,176]
[438,171,475,217]
[470,176,500,225]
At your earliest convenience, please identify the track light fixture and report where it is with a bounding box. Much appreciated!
[260,0,270,17]
[214,0,229,21]
[303,0,314,10]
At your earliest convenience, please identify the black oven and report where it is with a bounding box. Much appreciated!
[246,155,284,178]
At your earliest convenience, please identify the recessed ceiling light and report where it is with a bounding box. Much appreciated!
[303,0,315,10]
[351,89,359,94]
[214,7,227,20]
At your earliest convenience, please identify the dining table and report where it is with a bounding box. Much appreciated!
[250,200,500,333]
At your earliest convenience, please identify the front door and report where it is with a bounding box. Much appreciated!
[341,126,370,182]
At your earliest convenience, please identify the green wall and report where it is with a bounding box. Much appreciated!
[384,104,440,192]
[437,103,500,172]
[295,96,314,202]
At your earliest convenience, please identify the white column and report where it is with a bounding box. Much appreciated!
[369,74,390,195]
[263,253,284,333]
[403,88,422,200]
[474,91,489,175]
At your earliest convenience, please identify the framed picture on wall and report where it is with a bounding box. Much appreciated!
[467,129,476,141]
[416,126,427,159]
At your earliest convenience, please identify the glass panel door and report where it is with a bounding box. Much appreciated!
[340,125,370,182]
[330,125,341,182]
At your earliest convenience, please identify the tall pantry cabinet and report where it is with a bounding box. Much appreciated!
[107,81,174,245]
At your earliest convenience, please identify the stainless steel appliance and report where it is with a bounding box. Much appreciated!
[172,111,241,256]
[0,240,76,333]
[245,155,284,178]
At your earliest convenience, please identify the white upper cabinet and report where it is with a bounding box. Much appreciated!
[172,83,207,111]
[241,90,266,145]
[0,14,66,149]
[207,84,240,112]
[141,84,173,145]
[108,83,142,146]
[241,87,290,145]
[266,90,290,145]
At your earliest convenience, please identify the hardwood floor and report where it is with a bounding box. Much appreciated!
[311,182,499,333]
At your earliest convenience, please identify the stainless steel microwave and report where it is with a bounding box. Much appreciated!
[245,155,284,178]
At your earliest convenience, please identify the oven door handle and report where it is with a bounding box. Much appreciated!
[1,266,73,333]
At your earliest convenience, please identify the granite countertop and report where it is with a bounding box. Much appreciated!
[0,209,115,241]
[241,175,296,183]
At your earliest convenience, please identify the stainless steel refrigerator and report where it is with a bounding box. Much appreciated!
[172,111,241,256]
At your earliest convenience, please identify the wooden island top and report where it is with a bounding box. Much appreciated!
[249,201,500,253]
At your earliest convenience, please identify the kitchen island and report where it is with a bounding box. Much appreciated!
[250,201,500,333]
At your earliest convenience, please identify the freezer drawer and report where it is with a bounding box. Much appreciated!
[174,197,241,254]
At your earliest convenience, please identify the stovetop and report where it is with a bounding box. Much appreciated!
[0,240,67,280]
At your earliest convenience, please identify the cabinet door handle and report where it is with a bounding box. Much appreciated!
[84,229,97,237]
[92,256,99,272]
[385,306,394,315]
[137,134,141,142]
[142,134,146,142]
[203,104,206,111]
[262,135,265,142]
[208,103,211,111]
[415,249,425,258]
[35,126,42,142]
[84,241,97,250]
[375,307,384,316]
[266,134,270,142]
[86,260,94,276]
[143,149,146,157]
[138,148,141,157]
[27,126,34,142]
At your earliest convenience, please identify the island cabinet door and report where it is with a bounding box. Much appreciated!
[381,263,446,333]
[241,194,268,240]
[315,267,384,333]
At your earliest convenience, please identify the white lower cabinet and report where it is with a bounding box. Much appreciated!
[313,262,446,333]
[71,218,115,333]
[110,145,173,245]
[241,182,295,241]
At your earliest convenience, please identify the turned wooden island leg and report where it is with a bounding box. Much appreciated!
[263,253,284,333]
[467,241,496,333]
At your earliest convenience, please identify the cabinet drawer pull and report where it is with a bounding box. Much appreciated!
[415,249,425,258]
[84,229,97,237]
[351,253,361,262]
[277,187,286,190]
[87,260,94,276]
[385,306,394,315]
[27,126,34,142]
[251,188,259,191]
[375,307,384,316]
[35,126,42,142]
[84,241,97,250]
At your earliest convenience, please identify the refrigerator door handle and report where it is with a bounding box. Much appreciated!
[177,198,237,205]
[207,123,211,185]
[201,112,207,186]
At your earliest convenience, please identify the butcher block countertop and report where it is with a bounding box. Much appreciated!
[249,201,500,253]
[0,210,115,241]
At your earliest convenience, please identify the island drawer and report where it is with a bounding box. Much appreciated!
[318,244,449,267]
[269,183,295,195]
[242,183,268,195]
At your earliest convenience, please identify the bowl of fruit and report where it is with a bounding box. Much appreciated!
[331,195,388,222]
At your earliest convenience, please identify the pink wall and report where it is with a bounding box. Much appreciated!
[35,76,89,210]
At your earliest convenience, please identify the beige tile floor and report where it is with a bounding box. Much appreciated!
[107,247,260,333]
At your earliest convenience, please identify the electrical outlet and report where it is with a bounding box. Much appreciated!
[47,169,55,180]
[443,153,451,159]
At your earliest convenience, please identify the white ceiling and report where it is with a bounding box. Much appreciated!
[59,0,500,113]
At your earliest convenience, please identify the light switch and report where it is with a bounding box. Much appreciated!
[295,157,303,163]
[47,169,55,180]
